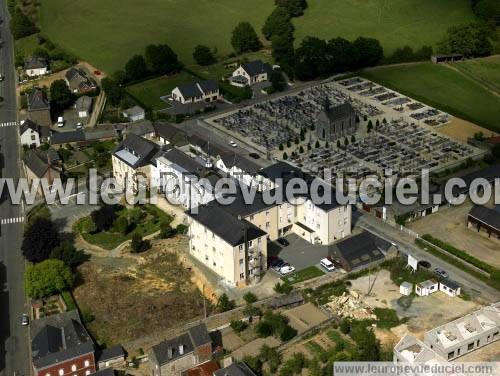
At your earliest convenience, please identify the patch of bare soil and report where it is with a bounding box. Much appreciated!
[73,237,210,346]
[437,117,498,142]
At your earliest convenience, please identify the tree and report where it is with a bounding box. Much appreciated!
[327,37,354,72]
[50,79,75,111]
[282,152,288,160]
[473,0,500,27]
[230,320,248,333]
[351,37,384,68]
[217,293,236,312]
[243,292,258,304]
[159,221,177,239]
[351,135,356,143]
[231,22,262,53]
[33,48,50,60]
[262,7,293,40]
[145,44,180,74]
[437,22,492,57]
[91,204,117,232]
[270,70,286,92]
[299,145,304,153]
[325,141,329,148]
[125,54,148,81]
[271,34,295,74]
[192,45,216,66]
[275,0,308,17]
[279,143,284,151]
[294,37,330,80]
[50,241,87,267]
[22,217,60,263]
[260,344,282,373]
[24,259,74,299]
[10,8,38,40]
[101,77,124,106]
[344,137,349,146]
[315,140,320,148]
[113,216,129,235]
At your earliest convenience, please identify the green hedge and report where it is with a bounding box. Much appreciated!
[61,290,77,311]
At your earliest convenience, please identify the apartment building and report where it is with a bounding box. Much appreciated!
[394,334,445,363]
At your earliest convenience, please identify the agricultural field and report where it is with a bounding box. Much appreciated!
[453,55,500,94]
[361,62,500,132]
[294,0,475,55]
[38,0,274,73]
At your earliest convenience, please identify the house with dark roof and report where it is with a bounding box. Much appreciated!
[316,101,357,142]
[30,310,96,376]
[112,134,160,192]
[24,56,49,77]
[122,120,155,139]
[50,129,86,147]
[96,345,125,369]
[122,105,146,122]
[75,95,93,118]
[23,149,61,195]
[149,323,212,376]
[468,205,500,239]
[214,362,257,376]
[65,67,97,94]
[155,122,188,146]
[171,80,221,104]
[27,88,52,127]
[328,231,392,271]
[231,60,272,87]
[19,119,51,147]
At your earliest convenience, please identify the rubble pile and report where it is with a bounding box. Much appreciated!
[324,290,377,320]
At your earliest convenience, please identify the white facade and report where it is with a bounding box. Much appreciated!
[25,67,48,77]
[231,65,268,87]
[215,158,256,189]
[400,282,413,296]
[415,280,438,296]
[171,82,220,104]
[439,281,461,297]
[20,126,40,147]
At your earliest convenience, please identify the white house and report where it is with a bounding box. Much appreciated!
[122,105,145,122]
[19,119,50,147]
[215,153,261,189]
[400,282,413,296]
[230,60,272,87]
[415,279,438,296]
[74,95,92,118]
[24,57,48,77]
[171,80,220,104]
[439,279,461,297]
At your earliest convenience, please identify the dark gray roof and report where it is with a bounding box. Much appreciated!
[20,119,40,135]
[65,68,95,92]
[30,310,94,369]
[469,205,500,231]
[187,204,267,246]
[241,60,272,77]
[154,122,186,141]
[114,134,159,168]
[151,332,194,366]
[216,187,276,217]
[75,95,93,112]
[187,323,211,347]
[330,231,390,270]
[214,362,257,376]
[27,88,50,111]
[51,129,86,145]
[96,344,125,362]
[220,153,260,174]
[25,56,48,70]
[176,82,203,99]
[440,279,460,290]
[23,150,49,178]
[91,369,116,376]
[269,292,304,309]
[321,102,355,123]
[452,164,500,197]
[197,80,218,94]
[161,148,205,173]
[123,105,145,118]
[123,120,155,136]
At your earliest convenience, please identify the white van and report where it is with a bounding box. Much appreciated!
[320,258,335,272]
[57,116,64,127]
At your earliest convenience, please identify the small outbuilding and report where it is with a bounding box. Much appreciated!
[122,105,145,122]
[439,279,461,297]
[400,281,413,296]
[415,279,438,297]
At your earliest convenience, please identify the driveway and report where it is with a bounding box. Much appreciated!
[270,234,330,271]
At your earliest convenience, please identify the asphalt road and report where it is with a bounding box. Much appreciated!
[0,3,29,375]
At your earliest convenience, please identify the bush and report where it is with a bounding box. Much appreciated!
[255,321,273,337]
[159,222,177,239]
[217,293,236,312]
[243,292,258,304]
[193,45,216,66]
[130,232,150,253]
[230,319,248,333]
[24,259,74,298]
[176,224,188,235]
[274,281,293,294]
[113,216,129,235]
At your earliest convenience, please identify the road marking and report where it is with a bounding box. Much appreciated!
[0,216,25,225]
[0,121,19,127]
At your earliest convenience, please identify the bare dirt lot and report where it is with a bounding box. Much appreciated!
[437,117,498,142]
[408,198,500,269]
[283,303,330,334]
[73,236,210,346]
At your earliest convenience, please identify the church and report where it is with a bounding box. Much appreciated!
[316,100,357,141]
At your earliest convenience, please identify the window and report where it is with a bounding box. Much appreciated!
[240,273,244,279]
[59,370,64,376]
[71,364,77,371]
[467,342,474,351]
[250,215,254,221]
[248,240,253,247]
[476,339,480,347]
[447,351,454,360]
[265,222,270,229]
[239,244,243,251]
[457,348,461,355]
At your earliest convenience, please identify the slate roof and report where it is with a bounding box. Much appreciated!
[123,120,155,137]
[154,122,185,141]
[187,204,267,246]
[96,344,125,362]
[75,95,93,112]
[329,231,390,270]
[215,187,277,217]
[187,323,212,348]
[30,310,94,369]
[176,83,203,99]
[469,205,500,231]
[51,129,86,145]
[321,102,355,123]
[123,105,145,118]
[27,88,50,111]
[214,362,257,376]
[65,68,95,92]
[197,80,219,94]
[151,332,194,365]
[24,56,48,70]
[269,291,304,309]
[19,118,40,135]
[241,60,272,77]
[160,148,205,173]
[114,134,160,168]
[220,153,261,174]
[23,150,50,178]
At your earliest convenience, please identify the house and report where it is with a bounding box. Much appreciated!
[467,205,500,239]
[184,360,220,376]
[75,95,93,118]
[65,67,96,94]
[27,88,52,127]
[50,129,86,148]
[215,152,261,189]
[96,345,126,369]
[122,120,156,139]
[112,134,160,192]
[230,60,272,87]
[171,80,221,104]
[393,334,445,363]
[415,279,438,297]
[149,323,212,376]
[23,149,61,194]
[214,362,256,376]
[24,56,49,77]
[19,119,50,147]
[328,231,391,271]
[155,122,188,146]
[439,279,461,297]
[424,302,500,360]
[400,282,413,296]
[122,105,145,122]
[316,101,357,141]
[30,310,96,376]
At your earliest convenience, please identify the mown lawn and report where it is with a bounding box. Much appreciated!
[453,55,500,94]
[361,62,500,132]
[294,0,474,55]
[38,0,274,73]
[282,266,325,285]
[126,71,198,110]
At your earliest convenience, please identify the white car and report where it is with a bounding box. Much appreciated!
[57,117,65,127]
[280,265,295,275]
[320,258,335,272]
[229,140,237,147]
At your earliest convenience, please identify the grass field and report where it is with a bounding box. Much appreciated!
[453,55,500,94]
[361,62,500,132]
[38,0,274,73]
[126,71,198,110]
[294,0,475,55]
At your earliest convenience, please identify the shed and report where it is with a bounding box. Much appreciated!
[439,279,461,297]
[415,279,438,297]
[96,345,126,368]
[400,282,413,296]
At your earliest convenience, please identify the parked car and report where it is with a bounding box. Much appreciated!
[280,265,295,275]
[249,152,260,159]
[320,258,335,272]
[0,75,4,82]
[418,260,431,269]
[75,122,83,129]
[228,140,237,147]
[21,313,29,326]
[272,259,286,271]
[434,267,449,278]
[57,116,64,127]
[277,237,289,247]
